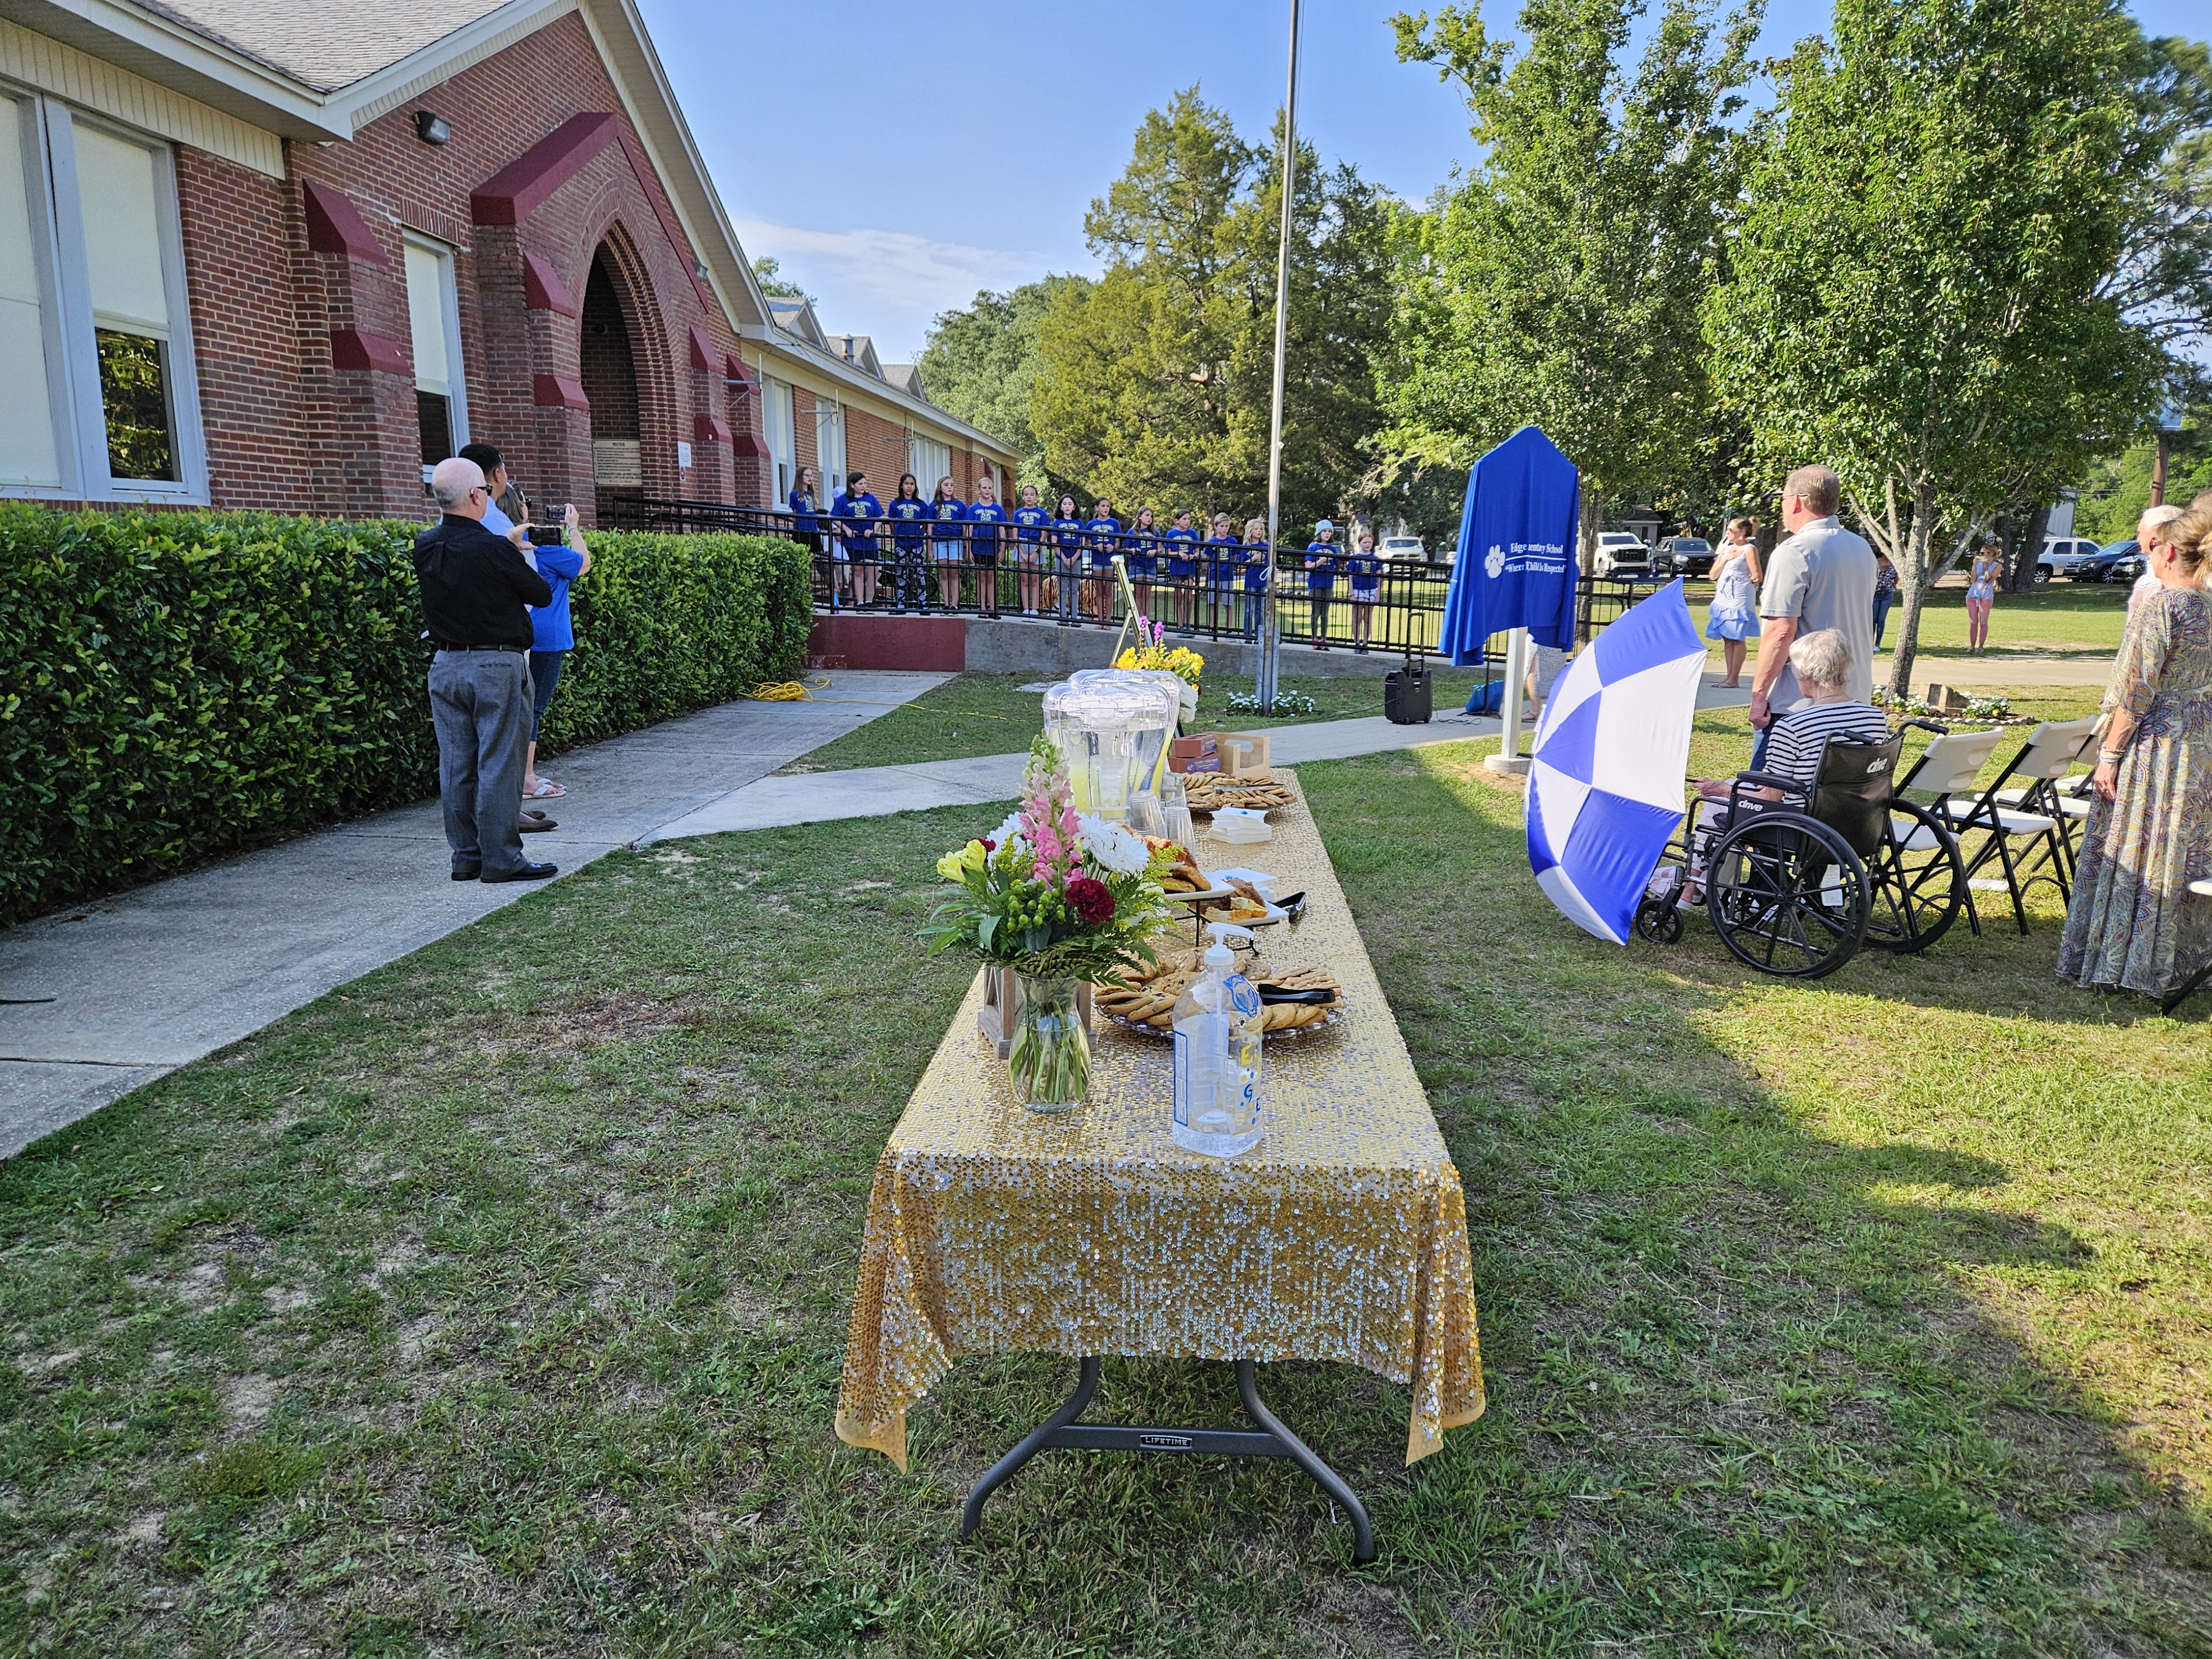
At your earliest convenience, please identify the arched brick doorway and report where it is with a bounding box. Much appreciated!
[580,246,643,525]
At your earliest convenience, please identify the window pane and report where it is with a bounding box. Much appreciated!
[97,330,176,481]
[404,242,450,395]
[73,123,169,336]
[418,390,451,469]
[0,98,60,487]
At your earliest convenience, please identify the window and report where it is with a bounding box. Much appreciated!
[0,89,205,500]
[404,234,466,481]
[764,377,794,500]
[908,434,950,496]
[818,403,845,497]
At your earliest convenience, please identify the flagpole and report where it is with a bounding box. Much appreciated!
[1256,0,1301,712]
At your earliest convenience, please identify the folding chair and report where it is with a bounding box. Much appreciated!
[2164,880,2212,1017]
[1912,718,2098,935]
[1993,721,2100,872]
[1894,727,2005,931]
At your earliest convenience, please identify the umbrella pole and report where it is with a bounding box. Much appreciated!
[1485,628,1531,775]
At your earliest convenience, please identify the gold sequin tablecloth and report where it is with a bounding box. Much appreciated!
[835,775,1484,1471]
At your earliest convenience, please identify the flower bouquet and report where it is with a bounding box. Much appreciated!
[1115,618,1204,721]
[922,736,1178,1111]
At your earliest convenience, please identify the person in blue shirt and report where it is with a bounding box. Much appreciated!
[1011,484,1053,616]
[1161,507,1203,634]
[884,473,932,612]
[1240,516,1271,643]
[1084,499,1123,627]
[833,472,883,609]
[930,476,967,612]
[1202,513,1241,637]
[521,504,591,802]
[1345,527,1383,653]
[1305,517,1339,650]
[1051,494,1086,625]
[966,473,1008,618]
[788,462,831,608]
[1125,505,1160,625]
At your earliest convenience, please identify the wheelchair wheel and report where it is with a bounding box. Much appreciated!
[1864,798,1966,954]
[1705,811,1870,978]
[1634,898,1684,945]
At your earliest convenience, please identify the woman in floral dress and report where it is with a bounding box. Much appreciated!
[2057,504,2212,1003]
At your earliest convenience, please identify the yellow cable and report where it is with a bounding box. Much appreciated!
[740,674,921,707]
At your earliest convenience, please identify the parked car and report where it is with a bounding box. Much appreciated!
[1379,535,1426,562]
[2082,539,2146,584]
[1653,536,1714,577]
[2039,535,2103,581]
[1593,531,1652,577]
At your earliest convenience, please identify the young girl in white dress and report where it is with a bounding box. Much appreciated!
[1706,516,1762,687]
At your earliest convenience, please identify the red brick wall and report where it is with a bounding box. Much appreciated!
[169,11,762,525]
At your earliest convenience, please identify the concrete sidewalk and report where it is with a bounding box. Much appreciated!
[0,672,948,1155]
[643,682,1759,843]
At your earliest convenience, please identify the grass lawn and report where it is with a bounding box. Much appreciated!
[1683,579,2132,671]
[5,702,2207,1653]
[788,671,1498,774]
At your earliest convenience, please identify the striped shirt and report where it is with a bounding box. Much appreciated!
[1761,700,1887,795]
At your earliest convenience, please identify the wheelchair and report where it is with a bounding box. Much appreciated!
[1632,721,1969,979]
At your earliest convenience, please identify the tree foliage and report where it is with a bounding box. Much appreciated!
[1705,0,2171,695]
[915,278,1091,493]
[1387,0,1757,588]
[750,256,811,302]
[1029,88,1394,531]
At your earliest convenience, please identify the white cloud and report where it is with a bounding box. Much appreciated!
[732,217,1061,357]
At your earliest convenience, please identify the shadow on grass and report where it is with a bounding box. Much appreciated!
[0,781,2206,1655]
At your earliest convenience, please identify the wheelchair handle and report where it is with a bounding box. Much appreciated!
[1897,718,1950,737]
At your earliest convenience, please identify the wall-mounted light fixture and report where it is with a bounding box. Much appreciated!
[414,111,452,145]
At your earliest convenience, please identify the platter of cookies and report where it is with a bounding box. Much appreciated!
[1182,770,1297,814]
[1094,950,1344,1037]
[1141,834,1227,898]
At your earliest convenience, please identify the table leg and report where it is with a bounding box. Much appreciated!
[959,1356,1378,1564]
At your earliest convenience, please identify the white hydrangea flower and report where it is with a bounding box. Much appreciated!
[1077,815,1147,876]
[990,811,1029,856]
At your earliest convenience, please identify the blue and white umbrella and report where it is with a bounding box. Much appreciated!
[1526,581,1707,943]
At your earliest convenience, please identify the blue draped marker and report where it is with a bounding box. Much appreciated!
[1525,581,1706,944]
[1437,427,1579,682]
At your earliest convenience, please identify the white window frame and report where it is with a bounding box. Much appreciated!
[0,83,208,503]
[402,230,468,484]
[817,400,846,497]
[764,376,794,502]
[907,432,951,497]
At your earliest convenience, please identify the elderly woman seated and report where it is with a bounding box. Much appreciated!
[1681,628,1886,896]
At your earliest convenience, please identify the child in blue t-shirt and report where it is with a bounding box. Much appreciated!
[966,476,1008,617]
[789,463,832,607]
[1083,500,1123,626]
[1010,484,1052,616]
[832,473,884,609]
[1305,518,1339,650]
[1203,513,1241,637]
[1345,528,1383,653]
[1240,517,1271,642]
[884,473,931,612]
[929,477,967,611]
[523,503,591,801]
[1161,507,1203,634]
[1051,494,1086,624]
[1125,505,1160,624]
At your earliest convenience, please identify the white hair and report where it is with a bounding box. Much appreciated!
[430,456,484,510]
[1788,627,1853,691]
[2139,502,2185,542]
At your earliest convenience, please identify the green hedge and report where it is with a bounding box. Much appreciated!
[0,506,811,925]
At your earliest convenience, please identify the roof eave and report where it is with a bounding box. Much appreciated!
[760,330,1016,462]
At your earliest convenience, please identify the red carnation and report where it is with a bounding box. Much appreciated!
[1066,875,1115,926]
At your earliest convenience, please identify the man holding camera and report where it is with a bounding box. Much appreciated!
[417,456,556,884]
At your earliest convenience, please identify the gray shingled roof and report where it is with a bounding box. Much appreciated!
[133,0,515,92]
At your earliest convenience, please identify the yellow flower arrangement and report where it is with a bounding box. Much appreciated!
[1114,619,1205,688]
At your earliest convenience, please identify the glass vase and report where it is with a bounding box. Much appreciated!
[1008,973,1091,1114]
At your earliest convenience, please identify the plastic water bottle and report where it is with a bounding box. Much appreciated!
[1172,922,1265,1157]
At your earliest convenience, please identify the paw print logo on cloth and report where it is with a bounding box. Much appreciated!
[1485,543,1506,580]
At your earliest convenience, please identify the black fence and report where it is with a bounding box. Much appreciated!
[606,494,1674,662]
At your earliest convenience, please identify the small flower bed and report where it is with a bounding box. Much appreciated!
[1872,687,2024,724]
[1223,689,1318,718]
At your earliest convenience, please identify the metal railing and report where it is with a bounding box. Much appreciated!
[606,495,1676,661]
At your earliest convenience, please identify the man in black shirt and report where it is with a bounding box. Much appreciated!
[416,456,556,883]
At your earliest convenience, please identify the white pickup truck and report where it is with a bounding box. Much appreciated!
[1593,532,1651,576]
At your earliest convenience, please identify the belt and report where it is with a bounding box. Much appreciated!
[437,643,526,654]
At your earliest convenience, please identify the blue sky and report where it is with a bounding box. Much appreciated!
[640,0,2207,361]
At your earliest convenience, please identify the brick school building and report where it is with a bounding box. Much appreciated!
[0,0,1014,523]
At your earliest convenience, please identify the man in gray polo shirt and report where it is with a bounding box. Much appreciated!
[415,457,555,884]
[1750,464,1877,760]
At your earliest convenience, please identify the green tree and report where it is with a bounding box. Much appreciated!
[1388,0,1757,619]
[916,278,1090,493]
[751,256,811,301]
[1705,0,2169,695]
[1030,88,1392,530]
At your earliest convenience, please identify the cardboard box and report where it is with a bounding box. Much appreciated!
[1206,731,1271,776]
[1168,733,1220,774]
